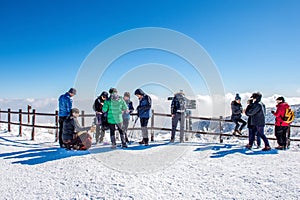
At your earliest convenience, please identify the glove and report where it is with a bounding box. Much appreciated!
[271,110,275,114]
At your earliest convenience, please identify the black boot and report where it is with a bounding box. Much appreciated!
[150,134,154,142]
[139,138,145,145]
[144,138,149,146]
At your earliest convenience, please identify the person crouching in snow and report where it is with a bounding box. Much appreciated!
[231,93,247,135]
[271,96,290,150]
[102,88,129,149]
[62,108,95,150]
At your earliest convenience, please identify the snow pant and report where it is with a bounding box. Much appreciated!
[140,118,149,139]
[109,123,126,146]
[275,126,289,147]
[248,126,261,147]
[59,116,67,147]
[122,118,130,141]
[95,113,105,143]
[249,126,270,147]
[171,113,181,140]
[233,118,247,131]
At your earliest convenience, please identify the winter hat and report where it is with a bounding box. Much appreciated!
[124,92,130,98]
[134,89,145,96]
[251,92,262,101]
[276,96,285,102]
[100,91,109,99]
[71,108,80,114]
[68,88,77,95]
[109,88,118,94]
[235,93,241,100]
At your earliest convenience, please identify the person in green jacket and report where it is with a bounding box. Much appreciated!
[102,88,129,148]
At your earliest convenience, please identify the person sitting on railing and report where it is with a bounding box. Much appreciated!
[231,93,247,135]
[62,108,95,150]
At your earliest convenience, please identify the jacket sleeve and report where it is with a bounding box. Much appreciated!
[231,103,241,115]
[74,118,91,132]
[171,98,176,114]
[245,103,261,116]
[102,100,109,113]
[128,102,134,113]
[273,105,284,118]
[139,96,152,111]
[121,99,128,111]
[66,97,72,114]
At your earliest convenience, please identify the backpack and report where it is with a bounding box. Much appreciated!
[176,94,186,111]
[282,108,295,124]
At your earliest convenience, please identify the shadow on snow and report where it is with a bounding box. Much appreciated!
[194,143,279,158]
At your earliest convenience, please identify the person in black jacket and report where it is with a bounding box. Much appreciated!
[170,90,186,143]
[245,99,261,148]
[63,108,95,150]
[135,89,152,146]
[231,94,247,135]
[93,91,108,144]
[245,92,271,151]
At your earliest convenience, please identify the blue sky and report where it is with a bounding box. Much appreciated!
[0,0,299,99]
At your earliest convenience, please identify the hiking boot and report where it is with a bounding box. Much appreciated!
[237,130,242,135]
[139,139,145,145]
[245,144,252,149]
[151,135,154,142]
[262,146,271,151]
[275,146,284,150]
[170,138,175,143]
[111,144,117,149]
[233,130,237,136]
[144,138,149,146]
[122,144,128,148]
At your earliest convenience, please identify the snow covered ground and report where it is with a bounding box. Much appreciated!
[0,125,300,200]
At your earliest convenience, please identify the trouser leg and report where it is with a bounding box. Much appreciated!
[59,117,67,147]
[109,124,116,145]
[256,126,270,147]
[171,113,180,140]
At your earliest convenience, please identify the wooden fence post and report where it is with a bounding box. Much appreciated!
[8,108,11,132]
[19,109,22,137]
[151,109,154,141]
[81,110,85,126]
[27,105,31,124]
[31,109,36,140]
[55,110,59,142]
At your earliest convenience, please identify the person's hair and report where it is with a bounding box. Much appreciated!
[71,108,80,116]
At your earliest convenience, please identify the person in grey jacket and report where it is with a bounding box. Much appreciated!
[245,92,271,151]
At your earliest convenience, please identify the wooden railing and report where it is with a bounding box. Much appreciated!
[0,108,300,143]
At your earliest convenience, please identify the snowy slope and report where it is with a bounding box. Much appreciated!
[0,124,300,200]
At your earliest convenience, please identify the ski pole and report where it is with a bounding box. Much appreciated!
[128,116,139,143]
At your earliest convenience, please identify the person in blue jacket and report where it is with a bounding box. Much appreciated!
[135,89,152,146]
[58,88,77,148]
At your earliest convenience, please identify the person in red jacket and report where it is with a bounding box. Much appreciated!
[271,96,290,150]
